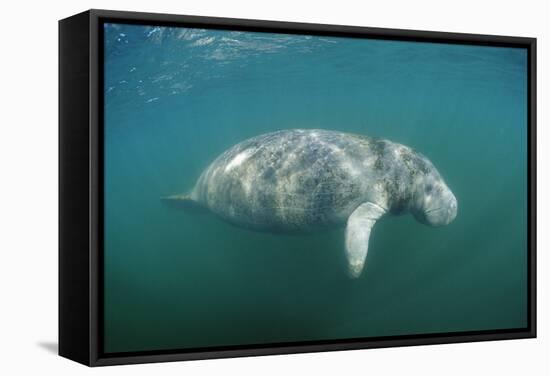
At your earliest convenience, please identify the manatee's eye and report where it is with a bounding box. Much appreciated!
[425,184,433,194]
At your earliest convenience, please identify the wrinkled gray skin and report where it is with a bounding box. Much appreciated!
[165,129,457,278]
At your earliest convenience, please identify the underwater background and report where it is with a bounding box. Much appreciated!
[103,23,528,353]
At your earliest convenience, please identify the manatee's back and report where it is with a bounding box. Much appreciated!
[192,129,371,231]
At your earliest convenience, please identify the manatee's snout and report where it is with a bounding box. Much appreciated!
[413,180,457,227]
[424,192,457,226]
[446,195,458,223]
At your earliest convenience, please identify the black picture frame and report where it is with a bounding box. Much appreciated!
[59,9,537,367]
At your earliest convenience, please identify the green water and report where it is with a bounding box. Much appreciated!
[103,23,528,353]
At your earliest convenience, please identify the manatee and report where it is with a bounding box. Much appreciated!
[163,129,457,278]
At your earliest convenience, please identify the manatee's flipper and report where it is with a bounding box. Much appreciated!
[161,194,205,212]
[345,202,387,278]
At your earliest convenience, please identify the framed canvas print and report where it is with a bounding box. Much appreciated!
[59,9,536,366]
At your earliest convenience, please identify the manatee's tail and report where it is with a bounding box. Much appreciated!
[161,193,206,213]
